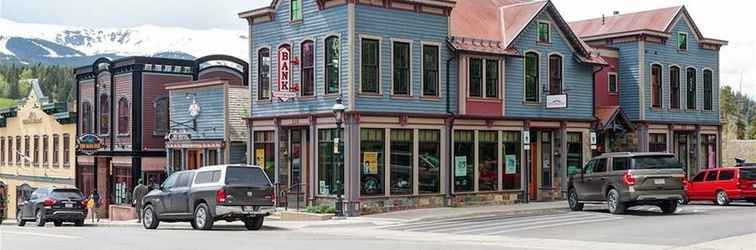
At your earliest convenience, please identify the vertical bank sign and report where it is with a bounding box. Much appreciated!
[274,45,297,101]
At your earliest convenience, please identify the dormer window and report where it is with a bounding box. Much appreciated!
[291,0,303,22]
[677,32,688,51]
[537,22,550,44]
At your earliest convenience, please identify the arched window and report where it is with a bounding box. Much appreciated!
[325,36,340,95]
[118,97,130,134]
[670,66,681,109]
[154,97,169,135]
[687,68,697,110]
[548,54,563,95]
[651,64,662,108]
[82,102,93,134]
[257,48,271,100]
[524,52,539,102]
[703,69,713,111]
[99,94,110,135]
[301,40,314,96]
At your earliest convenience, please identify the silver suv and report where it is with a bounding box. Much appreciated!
[567,152,687,214]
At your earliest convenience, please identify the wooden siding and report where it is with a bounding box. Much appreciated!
[169,85,226,140]
[504,11,594,120]
[142,73,192,150]
[614,41,642,120]
[250,0,349,117]
[595,57,619,107]
[227,87,250,141]
[229,142,247,164]
[114,73,133,149]
[353,5,452,114]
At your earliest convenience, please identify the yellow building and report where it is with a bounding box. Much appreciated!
[0,80,76,220]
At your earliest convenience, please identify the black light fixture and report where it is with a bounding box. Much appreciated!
[331,95,345,217]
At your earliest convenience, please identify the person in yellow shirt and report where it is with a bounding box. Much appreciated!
[86,193,96,223]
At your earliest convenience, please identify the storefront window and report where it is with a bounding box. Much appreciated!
[566,133,583,176]
[171,149,181,173]
[112,166,132,205]
[254,131,275,178]
[701,134,717,169]
[390,129,413,195]
[649,133,667,152]
[454,130,474,192]
[360,128,385,196]
[502,131,521,190]
[478,131,498,191]
[318,129,343,195]
[418,130,440,194]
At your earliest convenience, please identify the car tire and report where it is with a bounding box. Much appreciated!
[715,191,730,206]
[54,221,63,227]
[660,201,678,214]
[607,189,626,214]
[35,210,46,227]
[568,188,584,211]
[193,203,214,230]
[142,205,160,229]
[244,215,264,230]
[74,219,84,226]
[16,210,26,227]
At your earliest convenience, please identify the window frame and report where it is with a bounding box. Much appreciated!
[62,134,70,167]
[650,63,663,109]
[468,58,483,98]
[703,68,713,111]
[324,35,341,95]
[360,36,382,94]
[421,42,441,97]
[670,65,681,109]
[524,51,540,103]
[686,67,697,110]
[466,57,500,99]
[290,0,303,22]
[98,94,110,136]
[391,39,412,96]
[607,72,618,94]
[257,47,272,100]
[537,21,551,44]
[52,134,59,167]
[484,59,499,98]
[153,96,169,136]
[547,53,563,95]
[677,32,688,51]
[43,135,49,167]
[117,97,130,135]
[300,40,315,97]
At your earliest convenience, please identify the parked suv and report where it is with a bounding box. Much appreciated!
[142,165,275,230]
[17,187,87,227]
[686,167,756,205]
[567,152,687,214]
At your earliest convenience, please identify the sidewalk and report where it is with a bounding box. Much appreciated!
[363,201,569,223]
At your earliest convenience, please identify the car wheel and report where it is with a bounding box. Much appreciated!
[568,188,584,211]
[74,219,84,226]
[715,191,730,206]
[142,205,160,229]
[16,210,26,227]
[660,201,678,214]
[243,215,264,230]
[193,203,214,230]
[35,210,46,227]
[607,189,626,214]
[54,221,63,227]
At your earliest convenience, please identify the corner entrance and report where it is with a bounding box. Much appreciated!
[277,127,309,209]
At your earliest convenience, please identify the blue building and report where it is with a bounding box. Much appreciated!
[240,0,612,215]
[570,6,727,175]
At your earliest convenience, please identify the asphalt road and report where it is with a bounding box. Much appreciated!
[1,202,754,250]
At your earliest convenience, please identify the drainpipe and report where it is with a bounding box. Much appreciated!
[445,45,457,207]
[591,64,604,156]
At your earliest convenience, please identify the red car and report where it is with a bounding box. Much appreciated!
[686,167,756,205]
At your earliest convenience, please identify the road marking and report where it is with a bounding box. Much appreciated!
[426,213,603,234]
[454,214,620,235]
[482,217,622,235]
[0,230,82,239]
[391,212,591,232]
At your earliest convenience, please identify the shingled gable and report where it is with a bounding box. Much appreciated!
[569,5,727,46]
[238,0,456,21]
[449,0,605,65]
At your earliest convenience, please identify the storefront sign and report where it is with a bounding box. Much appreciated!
[363,152,378,175]
[522,130,531,150]
[319,180,328,195]
[274,46,297,101]
[454,156,467,177]
[255,149,266,167]
[505,155,518,174]
[77,134,103,155]
[546,94,567,109]
[166,132,192,142]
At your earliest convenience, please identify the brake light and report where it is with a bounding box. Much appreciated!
[44,198,56,207]
[623,171,636,186]
[216,188,227,204]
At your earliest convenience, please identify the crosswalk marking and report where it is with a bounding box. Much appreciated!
[454,214,618,235]
[426,213,600,234]
[481,216,622,235]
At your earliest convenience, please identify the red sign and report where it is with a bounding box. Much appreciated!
[274,46,297,101]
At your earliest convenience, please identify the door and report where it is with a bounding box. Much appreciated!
[529,131,538,201]
[288,128,308,208]
[541,131,553,190]
[574,160,595,200]
[168,172,194,216]
[675,134,691,176]
[702,170,719,200]
[688,171,707,200]
[157,173,178,214]
[586,158,609,200]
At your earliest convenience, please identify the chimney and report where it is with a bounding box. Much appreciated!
[613,11,620,15]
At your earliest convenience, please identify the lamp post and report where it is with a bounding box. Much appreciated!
[331,96,345,217]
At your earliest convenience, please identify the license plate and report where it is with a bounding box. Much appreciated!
[65,204,73,208]
[242,206,254,212]
[654,179,666,185]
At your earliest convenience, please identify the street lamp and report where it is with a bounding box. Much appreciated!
[331,96,345,217]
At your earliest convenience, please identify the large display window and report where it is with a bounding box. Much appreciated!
[478,131,498,191]
[360,128,385,196]
[317,129,343,196]
[390,129,413,195]
[502,131,521,190]
[454,130,474,192]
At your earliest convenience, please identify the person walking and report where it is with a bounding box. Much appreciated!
[92,190,101,223]
[132,179,149,223]
[87,192,96,223]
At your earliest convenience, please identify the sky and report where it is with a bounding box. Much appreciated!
[0,0,753,95]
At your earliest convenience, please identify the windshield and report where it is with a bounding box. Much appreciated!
[632,156,683,170]
[225,167,272,187]
[740,168,756,180]
[51,189,84,200]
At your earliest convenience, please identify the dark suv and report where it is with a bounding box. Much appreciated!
[17,187,87,227]
[567,152,687,214]
[142,165,275,230]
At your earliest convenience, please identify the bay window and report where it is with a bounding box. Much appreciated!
[469,58,482,97]
[99,94,110,135]
[485,60,499,98]
[118,97,129,134]
[154,97,169,135]
[82,102,92,134]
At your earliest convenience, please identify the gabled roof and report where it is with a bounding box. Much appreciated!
[595,106,633,132]
[569,6,727,45]
[449,0,605,65]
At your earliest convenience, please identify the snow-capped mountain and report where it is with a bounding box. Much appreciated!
[0,18,247,66]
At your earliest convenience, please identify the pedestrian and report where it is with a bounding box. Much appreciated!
[92,190,101,222]
[87,192,96,223]
[132,179,149,223]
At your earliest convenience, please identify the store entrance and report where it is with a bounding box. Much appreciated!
[187,150,204,170]
[529,129,556,201]
[278,127,309,209]
[674,132,695,177]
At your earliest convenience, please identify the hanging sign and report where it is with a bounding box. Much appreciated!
[77,134,103,155]
[546,94,567,109]
[454,156,467,177]
[273,46,297,101]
